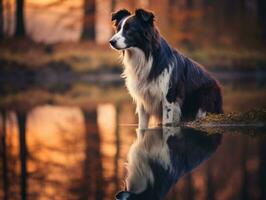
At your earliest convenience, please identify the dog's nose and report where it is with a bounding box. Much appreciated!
[109,39,116,46]
[115,191,131,200]
[115,193,121,199]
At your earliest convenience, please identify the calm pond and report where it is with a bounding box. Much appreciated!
[0,72,266,200]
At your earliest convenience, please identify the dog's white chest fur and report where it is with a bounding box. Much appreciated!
[122,48,171,116]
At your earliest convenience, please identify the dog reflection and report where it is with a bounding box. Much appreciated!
[116,128,221,200]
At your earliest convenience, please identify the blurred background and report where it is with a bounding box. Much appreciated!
[0,0,266,200]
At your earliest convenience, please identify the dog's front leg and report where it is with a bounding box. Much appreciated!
[137,104,149,131]
[162,99,181,126]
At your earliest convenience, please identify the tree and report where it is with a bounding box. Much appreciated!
[17,111,27,199]
[15,0,26,37]
[257,0,266,39]
[80,109,104,200]
[183,173,195,200]
[81,0,95,40]
[239,138,249,200]
[0,0,4,39]
[114,105,120,191]
[206,162,215,200]
[150,0,170,38]
[1,111,9,200]
[259,137,266,200]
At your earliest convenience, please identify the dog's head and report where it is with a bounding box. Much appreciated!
[109,9,157,52]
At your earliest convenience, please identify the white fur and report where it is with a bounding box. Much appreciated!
[162,100,181,126]
[137,104,149,130]
[122,47,175,129]
[196,108,206,119]
[110,16,130,49]
[126,128,180,194]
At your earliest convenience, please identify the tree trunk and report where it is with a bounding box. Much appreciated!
[111,0,116,11]
[17,111,27,200]
[183,173,195,200]
[1,111,9,200]
[240,138,249,200]
[150,0,170,38]
[6,0,12,36]
[114,105,120,191]
[81,109,104,200]
[187,0,194,9]
[259,137,266,200]
[0,0,4,39]
[15,0,25,37]
[81,0,95,40]
[257,0,266,39]
[206,162,215,200]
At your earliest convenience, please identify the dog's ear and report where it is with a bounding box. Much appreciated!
[112,9,131,26]
[135,9,154,25]
[115,191,135,200]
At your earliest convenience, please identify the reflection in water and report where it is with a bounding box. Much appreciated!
[1,111,9,200]
[0,104,135,200]
[17,111,27,200]
[1,104,266,200]
[27,106,86,200]
[116,128,221,200]
[81,109,104,200]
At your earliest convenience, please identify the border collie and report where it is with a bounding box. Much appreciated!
[110,9,223,129]
[115,127,222,200]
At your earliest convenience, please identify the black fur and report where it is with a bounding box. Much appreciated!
[112,9,131,26]
[165,49,224,120]
[135,9,154,24]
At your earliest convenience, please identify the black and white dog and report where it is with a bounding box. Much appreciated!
[110,9,223,129]
[115,127,222,200]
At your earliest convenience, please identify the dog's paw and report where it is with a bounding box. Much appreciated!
[136,128,146,136]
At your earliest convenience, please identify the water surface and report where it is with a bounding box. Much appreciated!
[0,75,266,200]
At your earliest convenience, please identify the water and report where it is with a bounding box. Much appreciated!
[0,75,266,200]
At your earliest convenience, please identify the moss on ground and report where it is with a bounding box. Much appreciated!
[185,109,266,135]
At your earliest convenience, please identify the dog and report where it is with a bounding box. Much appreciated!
[110,9,223,130]
[115,127,222,200]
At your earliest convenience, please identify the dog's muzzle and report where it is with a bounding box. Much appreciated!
[109,39,121,50]
[109,39,116,47]
[109,38,128,50]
